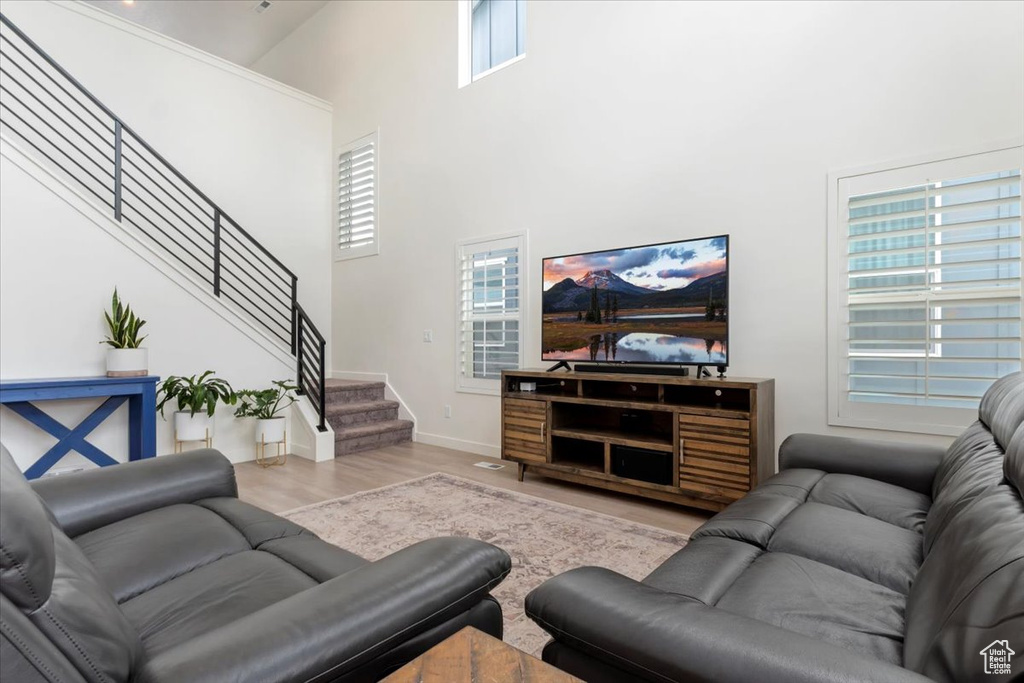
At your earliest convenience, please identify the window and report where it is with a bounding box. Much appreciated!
[336,132,378,260]
[828,146,1022,435]
[456,233,526,394]
[458,0,525,87]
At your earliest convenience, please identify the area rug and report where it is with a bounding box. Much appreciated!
[282,472,689,656]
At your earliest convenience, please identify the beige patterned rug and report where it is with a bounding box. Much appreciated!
[282,472,689,655]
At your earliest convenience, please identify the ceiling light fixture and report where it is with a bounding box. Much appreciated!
[122,0,135,5]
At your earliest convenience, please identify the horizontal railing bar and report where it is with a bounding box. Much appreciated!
[219,254,292,316]
[121,168,218,250]
[121,151,215,230]
[218,213,296,280]
[218,228,293,292]
[294,303,325,344]
[0,16,298,284]
[121,184,215,255]
[0,62,115,165]
[220,290,291,345]
[300,335,320,360]
[0,114,114,211]
[120,199,215,274]
[0,32,113,134]
[120,210,215,284]
[122,137,215,224]
[0,99,115,197]
[219,282,292,338]
[218,250,291,308]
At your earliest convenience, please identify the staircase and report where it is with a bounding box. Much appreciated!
[324,380,413,455]
[0,13,330,434]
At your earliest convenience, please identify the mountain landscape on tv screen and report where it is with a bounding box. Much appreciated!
[542,237,728,365]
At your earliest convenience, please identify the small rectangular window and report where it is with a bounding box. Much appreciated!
[828,146,1022,435]
[459,0,525,86]
[456,233,526,394]
[336,132,378,260]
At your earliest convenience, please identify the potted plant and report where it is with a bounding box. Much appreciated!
[234,380,299,444]
[156,371,236,444]
[102,289,148,377]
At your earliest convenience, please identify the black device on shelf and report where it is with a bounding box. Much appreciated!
[610,445,674,486]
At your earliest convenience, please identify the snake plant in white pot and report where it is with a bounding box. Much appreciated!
[102,289,148,377]
[156,372,237,446]
[234,380,299,445]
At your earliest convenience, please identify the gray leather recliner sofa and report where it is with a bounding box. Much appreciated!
[526,371,1023,683]
[0,447,511,683]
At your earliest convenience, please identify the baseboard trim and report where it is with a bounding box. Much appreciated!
[415,431,500,459]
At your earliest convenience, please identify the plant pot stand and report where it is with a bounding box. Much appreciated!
[256,429,287,468]
[174,429,212,453]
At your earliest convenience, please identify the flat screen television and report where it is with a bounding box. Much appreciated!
[542,235,728,367]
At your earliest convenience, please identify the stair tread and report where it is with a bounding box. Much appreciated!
[325,400,398,416]
[333,419,413,439]
[325,379,386,390]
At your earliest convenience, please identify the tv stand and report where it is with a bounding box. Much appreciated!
[575,364,690,377]
[501,369,774,512]
[546,361,572,372]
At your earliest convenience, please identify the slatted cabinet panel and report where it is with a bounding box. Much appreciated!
[502,398,547,463]
[678,413,751,503]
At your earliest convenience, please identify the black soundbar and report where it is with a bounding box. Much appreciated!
[572,364,690,377]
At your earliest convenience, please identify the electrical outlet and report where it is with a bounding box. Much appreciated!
[444,405,452,418]
[423,329,433,343]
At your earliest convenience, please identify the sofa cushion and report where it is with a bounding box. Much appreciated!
[903,483,1024,682]
[715,552,906,666]
[767,502,922,595]
[259,535,368,583]
[121,550,317,658]
[75,503,250,603]
[807,473,930,533]
[1,447,141,683]
[643,537,761,605]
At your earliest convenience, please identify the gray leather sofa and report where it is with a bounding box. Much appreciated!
[0,447,511,683]
[526,371,1023,683]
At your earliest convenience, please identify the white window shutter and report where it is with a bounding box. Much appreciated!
[337,132,378,259]
[829,147,1023,434]
[456,233,526,393]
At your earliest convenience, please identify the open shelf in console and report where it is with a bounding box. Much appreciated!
[663,384,750,412]
[550,402,674,450]
[504,375,579,398]
[580,378,660,404]
[550,436,605,473]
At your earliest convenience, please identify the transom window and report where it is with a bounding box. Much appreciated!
[458,0,526,87]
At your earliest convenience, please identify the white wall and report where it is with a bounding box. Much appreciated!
[253,0,1024,456]
[0,1,333,469]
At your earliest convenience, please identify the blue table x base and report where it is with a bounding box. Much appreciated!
[6,397,125,478]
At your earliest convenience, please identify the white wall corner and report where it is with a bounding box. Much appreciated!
[290,396,335,462]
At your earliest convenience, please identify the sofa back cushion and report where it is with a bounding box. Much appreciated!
[0,447,141,683]
[924,372,1023,554]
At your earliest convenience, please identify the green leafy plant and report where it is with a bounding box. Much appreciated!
[101,288,147,349]
[234,380,300,420]
[156,371,236,418]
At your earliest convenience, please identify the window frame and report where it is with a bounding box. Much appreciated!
[826,142,1023,436]
[457,0,526,88]
[454,231,528,395]
[335,131,379,261]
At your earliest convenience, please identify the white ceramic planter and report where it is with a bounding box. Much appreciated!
[106,348,148,377]
[174,411,212,442]
[256,417,286,444]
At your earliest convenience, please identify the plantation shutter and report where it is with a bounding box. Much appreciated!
[457,235,524,391]
[337,133,377,257]
[843,164,1021,413]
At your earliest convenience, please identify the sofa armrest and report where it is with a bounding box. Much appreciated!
[526,567,933,683]
[138,537,512,683]
[778,433,945,495]
[31,449,237,537]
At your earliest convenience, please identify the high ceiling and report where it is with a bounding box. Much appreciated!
[82,0,329,67]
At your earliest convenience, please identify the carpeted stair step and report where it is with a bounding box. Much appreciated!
[325,399,399,427]
[324,379,385,404]
[334,419,414,456]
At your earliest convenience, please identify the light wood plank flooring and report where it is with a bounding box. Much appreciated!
[235,441,711,535]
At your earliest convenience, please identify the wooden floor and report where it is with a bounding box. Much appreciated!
[235,441,711,535]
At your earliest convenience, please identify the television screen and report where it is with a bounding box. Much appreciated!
[542,235,728,366]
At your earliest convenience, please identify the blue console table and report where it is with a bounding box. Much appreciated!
[0,376,159,479]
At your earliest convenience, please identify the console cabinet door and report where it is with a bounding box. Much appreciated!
[677,414,751,502]
[503,398,548,463]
